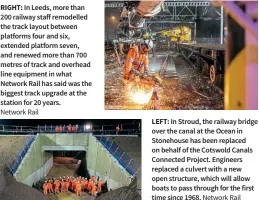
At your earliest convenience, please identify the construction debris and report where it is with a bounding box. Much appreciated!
[105,50,224,110]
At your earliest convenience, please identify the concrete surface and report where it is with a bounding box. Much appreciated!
[0,136,29,168]
[87,134,132,190]
[13,134,131,190]
[112,136,142,193]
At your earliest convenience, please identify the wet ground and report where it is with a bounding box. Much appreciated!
[105,49,224,110]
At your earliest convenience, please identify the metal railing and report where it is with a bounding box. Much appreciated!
[9,135,36,174]
[96,136,141,177]
[0,123,141,135]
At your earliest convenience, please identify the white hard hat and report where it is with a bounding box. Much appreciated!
[143,39,154,49]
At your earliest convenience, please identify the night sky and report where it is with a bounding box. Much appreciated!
[0,119,141,126]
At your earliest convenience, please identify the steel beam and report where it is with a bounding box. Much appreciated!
[220,6,224,44]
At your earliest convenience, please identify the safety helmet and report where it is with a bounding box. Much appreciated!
[143,39,154,49]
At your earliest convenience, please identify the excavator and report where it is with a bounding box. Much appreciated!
[118,1,164,38]
[157,26,192,43]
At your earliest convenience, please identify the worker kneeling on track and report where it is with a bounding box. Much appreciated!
[123,39,153,80]
[123,39,162,108]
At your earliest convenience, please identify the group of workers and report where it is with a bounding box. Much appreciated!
[55,125,78,132]
[43,176,104,197]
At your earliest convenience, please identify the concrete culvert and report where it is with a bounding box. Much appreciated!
[0,167,48,200]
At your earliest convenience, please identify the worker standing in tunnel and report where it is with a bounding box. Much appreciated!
[43,181,49,195]
[76,181,82,196]
[90,175,96,184]
[65,179,70,192]
[83,177,89,192]
[123,39,153,80]
[61,179,66,192]
[54,179,60,194]
[88,180,94,193]
[97,179,103,192]
[91,184,97,197]
[47,180,53,193]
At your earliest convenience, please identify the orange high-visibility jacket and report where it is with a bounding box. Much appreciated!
[123,45,149,79]
[55,126,60,132]
[88,181,93,191]
[54,181,60,189]
[97,180,103,191]
[76,182,82,191]
[65,181,70,189]
[43,183,49,190]
[84,180,89,189]
[47,182,53,190]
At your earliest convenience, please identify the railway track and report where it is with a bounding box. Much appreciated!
[105,48,224,110]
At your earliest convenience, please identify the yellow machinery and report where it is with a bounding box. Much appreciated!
[158,26,191,42]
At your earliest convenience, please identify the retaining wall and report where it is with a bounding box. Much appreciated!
[14,133,131,189]
[87,134,131,190]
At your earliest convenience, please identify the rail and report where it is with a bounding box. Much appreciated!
[9,135,36,174]
[96,136,141,177]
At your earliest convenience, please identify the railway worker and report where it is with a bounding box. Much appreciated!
[72,178,77,191]
[88,180,94,192]
[54,179,60,194]
[55,125,60,132]
[61,179,66,192]
[123,39,153,80]
[83,178,89,192]
[67,124,72,132]
[43,181,49,195]
[65,179,70,192]
[91,184,97,197]
[48,177,54,184]
[116,125,120,135]
[76,181,82,196]
[72,125,76,132]
[97,179,103,192]
[78,176,82,181]
[90,175,96,183]
[47,180,54,193]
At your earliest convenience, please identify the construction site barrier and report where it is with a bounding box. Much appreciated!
[9,136,36,174]
[96,136,141,177]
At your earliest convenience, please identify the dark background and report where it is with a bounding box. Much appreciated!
[0,119,141,126]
